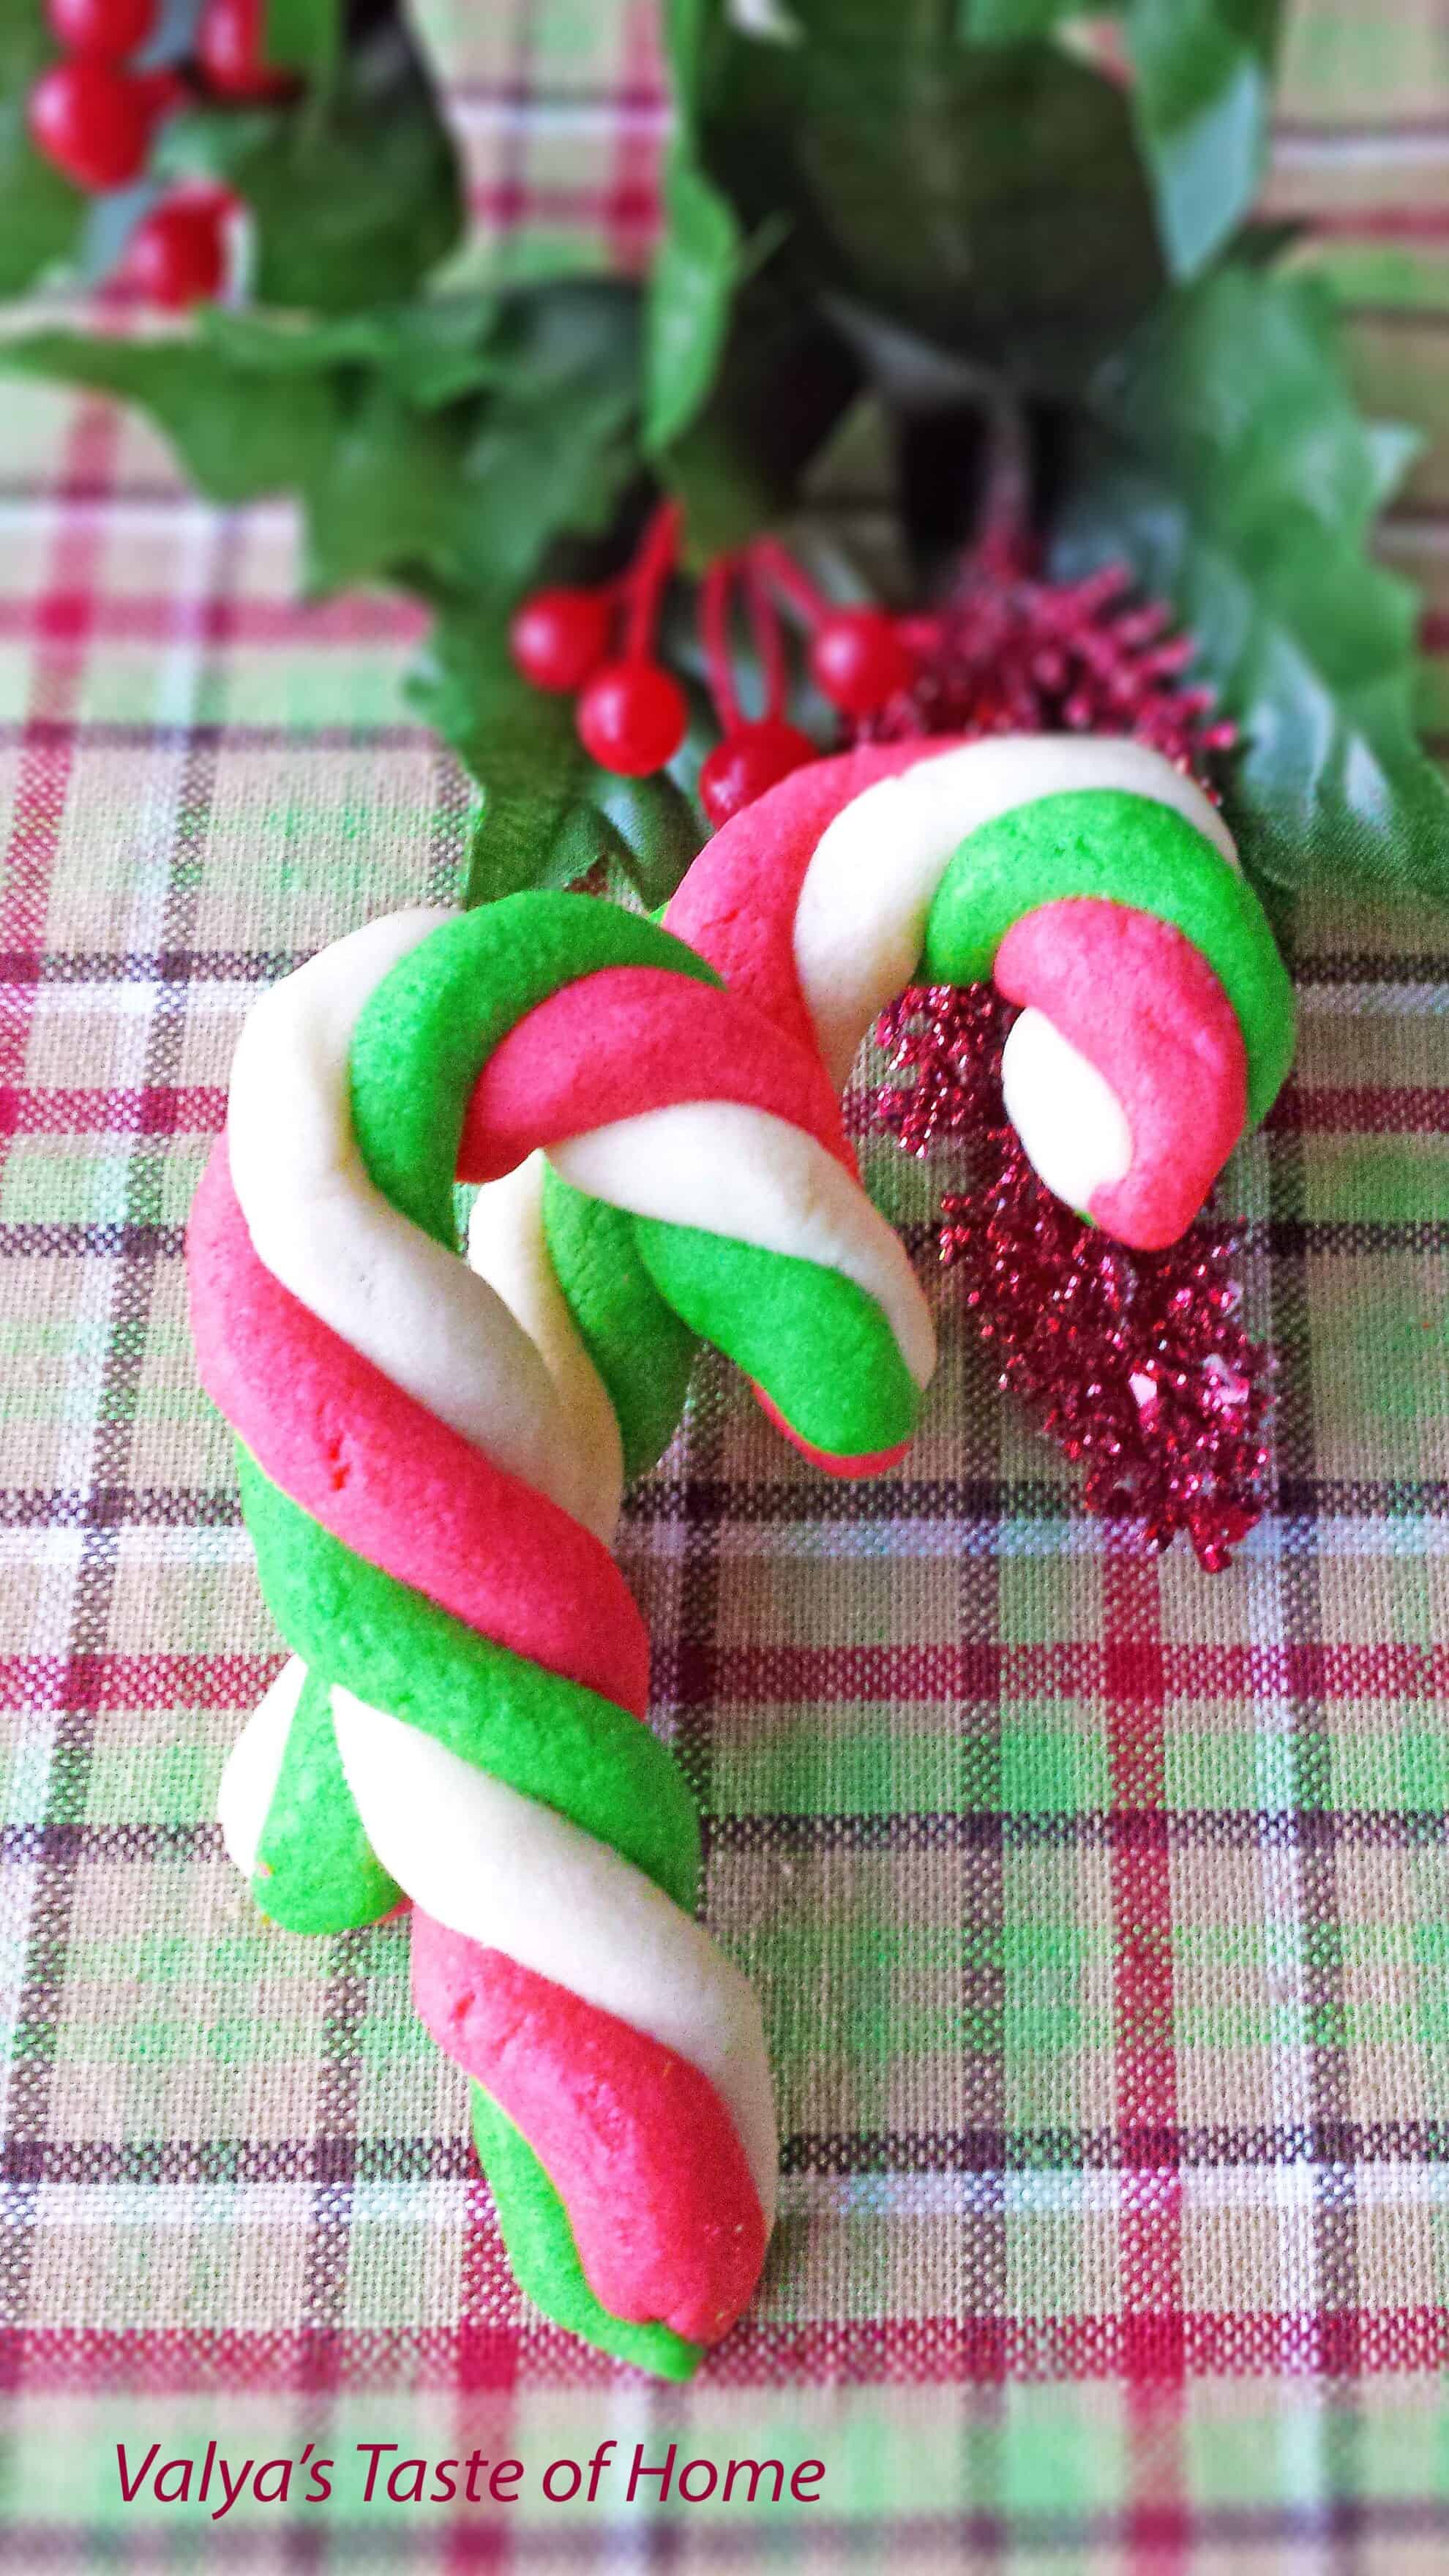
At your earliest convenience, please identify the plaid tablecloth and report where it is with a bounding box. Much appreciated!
[2,3,1448,2567]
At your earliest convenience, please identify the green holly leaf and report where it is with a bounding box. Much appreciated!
[411,611,703,912]
[201,295,506,411]
[330,282,643,603]
[299,341,640,603]
[263,0,342,83]
[151,105,277,191]
[645,7,859,549]
[530,774,705,912]
[645,142,743,452]
[956,0,1288,280]
[662,281,861,558]
[585,767,707,910]
[298,380,479,594]
[647,0,747,453]
[1123,0,1287,279]
[1,281,643,613]
[1052,263,1449,905]
[958,0,1077,34]
[693,2,1164,395]
[0,0,88,296]
[453,368,637,602]
[662,0,720,105]
[0,332,341,506]
[410,610,591,907]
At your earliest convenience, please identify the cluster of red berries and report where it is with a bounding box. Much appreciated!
[509,514,918,813]
[509,503,690,781]
[28,0,291,308]
[694,540,913,825]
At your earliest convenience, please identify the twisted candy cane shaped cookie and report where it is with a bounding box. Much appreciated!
[665,733,1295,1254]
[187,894,935,2378]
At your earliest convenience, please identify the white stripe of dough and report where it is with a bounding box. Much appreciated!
[795,734,1239,1089]
[550,1101,937,1391]
[466,1154,624,1543]
[218,1657,306,1879]
[217,1658,777,2224]
[226,909,600,1533]
[1000,1014,1133,1214]
[331,1688,777,2225]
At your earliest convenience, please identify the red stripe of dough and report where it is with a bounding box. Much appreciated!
[752,1384,913,1480]
[457,966,853,1184]
[995,901,1248,1252]
[664,741,933,1046]
[187,1142,651,1716]
[413,1916,767,2348]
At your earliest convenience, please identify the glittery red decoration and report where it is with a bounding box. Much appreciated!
[875,985,1273,1568]
[858,544,1238,772]
[859,546,1274,1567]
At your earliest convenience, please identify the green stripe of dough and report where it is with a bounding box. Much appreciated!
[337,898,724,2369]
[348,892,723,1250]
[471,2086,703,2380]
[239,1449,700,1916]
[255,1666,402,1934]
[542,1169,700,1481]
[636,1221,921,1459]
[923,788,1295,1128]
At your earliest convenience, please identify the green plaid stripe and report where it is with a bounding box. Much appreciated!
[1,1,1448,2567]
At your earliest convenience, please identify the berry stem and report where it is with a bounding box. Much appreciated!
[622,499,682,662]
[752,537,827,627]
[700,555,742,734]
[744,549,787,721]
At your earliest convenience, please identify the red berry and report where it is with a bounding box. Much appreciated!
[130,64,185,120]
[28,58,153,190]
[198,0,296,101]
[809,608,915,717]
[699,719,817,827]
[46,0,155,58]
[577,661,688,776]
[121,193,230,309]
[509,587,613,694]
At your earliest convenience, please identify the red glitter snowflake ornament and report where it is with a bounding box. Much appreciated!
[863,544,1276,1569]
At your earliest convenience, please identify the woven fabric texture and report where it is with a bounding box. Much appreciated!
[1,1,1448,2566]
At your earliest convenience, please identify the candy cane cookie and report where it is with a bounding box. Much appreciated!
[188,733,1292,2378]
[187,893,937,2378]
[665,732,1295,1251]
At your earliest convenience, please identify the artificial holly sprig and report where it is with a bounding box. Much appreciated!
[0,0,1445,907]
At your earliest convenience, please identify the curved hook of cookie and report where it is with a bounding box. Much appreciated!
[665,734,1295,1257]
